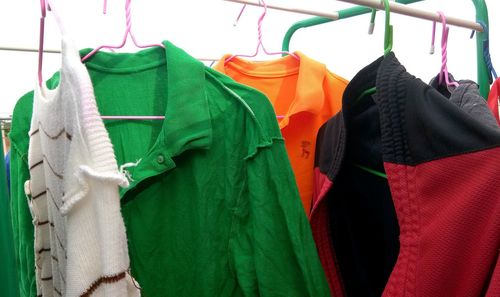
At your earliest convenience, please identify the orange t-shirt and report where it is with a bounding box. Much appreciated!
[214,52,348,213]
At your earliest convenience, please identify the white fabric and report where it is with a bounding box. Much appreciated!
[26,38,140,297]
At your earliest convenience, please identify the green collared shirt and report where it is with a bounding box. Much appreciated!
[9,41,330,297]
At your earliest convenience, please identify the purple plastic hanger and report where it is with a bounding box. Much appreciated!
[81,0,165,62]
[430,11,459,88]
[225,0,300,64]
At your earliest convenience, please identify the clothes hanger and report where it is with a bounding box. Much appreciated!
[352,0,393,180]
[353,0,393,104]
[368,8,377,34]
[430,11,459,89]
[81,0,165,62]
[280,0,491,97]
[224,0,300,65]
[471,21,497,83]
[79,0,165,120]
[36,0,165,120]
[281,0,423,54]
[38,0,48,87]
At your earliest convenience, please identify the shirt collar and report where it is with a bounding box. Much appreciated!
[161,40,213,157]
[82,41,213,195]
[83,40,213,159]
[215,52,327,128]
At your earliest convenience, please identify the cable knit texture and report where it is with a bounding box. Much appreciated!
[26,38,140,297]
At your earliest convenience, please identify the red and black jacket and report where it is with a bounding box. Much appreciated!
[311,53,500,297]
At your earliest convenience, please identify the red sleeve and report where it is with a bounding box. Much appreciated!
[487,79,500,125]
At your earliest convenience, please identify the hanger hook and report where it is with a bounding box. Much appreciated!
[38,0,48,87]
[234,4,247,26]
[435,11,459,88]
[382,0,393,56]
[256,0,268,53]
[40,0,47,17]
[368,9,376,34]
[472,21,497,81]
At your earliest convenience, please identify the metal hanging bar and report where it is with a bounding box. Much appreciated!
[277,0,491,98]
[0,46,61,54]
[335,0,490,97]
[223,0,340,19]
[335,0,483,31]
[0,46,219,61]
[225,0,483,32]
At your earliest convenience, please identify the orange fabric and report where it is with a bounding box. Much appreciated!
[214,52,348,213]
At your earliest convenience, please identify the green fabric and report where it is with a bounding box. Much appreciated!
[0,132,20,297]
[9,41,330,297]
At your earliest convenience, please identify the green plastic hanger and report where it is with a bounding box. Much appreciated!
[280,0,423,54]
[352,0,392,179]
[281,1,491,98]
[354,0,392,104]
[472,0,491,98]
[382,0,393,56]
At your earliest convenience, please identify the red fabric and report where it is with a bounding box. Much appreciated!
[383,148,500,297]
[311,167,333,217]
[488,78,500,125]
[486,255,500,297]
[311,168,344,297]
[311,149,500,297]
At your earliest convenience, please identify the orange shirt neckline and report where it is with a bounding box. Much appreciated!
[215,52,328,129]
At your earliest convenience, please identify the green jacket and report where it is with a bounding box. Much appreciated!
[9,41,330,297]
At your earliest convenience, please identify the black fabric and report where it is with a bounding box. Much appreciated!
[429,74,499,130]
[315,113,346,181]
[328,164,398,297]
[376,54,500,165]
[316,55,400,297]
[326,96,399,297]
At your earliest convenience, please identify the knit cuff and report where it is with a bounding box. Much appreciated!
[60,165,129,215]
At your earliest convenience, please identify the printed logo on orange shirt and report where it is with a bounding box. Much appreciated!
[301,141,311,159]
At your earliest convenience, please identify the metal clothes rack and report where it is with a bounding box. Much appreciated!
[232,0,491,98]
[331,0,490,97]
[225,0,491,98]
[281,0,426,53]
[228,0,482,31]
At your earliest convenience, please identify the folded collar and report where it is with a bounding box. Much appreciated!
[83,40,213,159]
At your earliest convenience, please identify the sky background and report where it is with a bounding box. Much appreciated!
[0,0,498,116]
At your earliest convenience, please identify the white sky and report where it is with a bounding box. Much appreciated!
[0,0,499,116]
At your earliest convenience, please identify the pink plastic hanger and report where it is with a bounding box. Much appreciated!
[81,0,165,62]
[233,4,247,26]
[225,0,300,64]
[38,0,49,87]
[430,11,459,88]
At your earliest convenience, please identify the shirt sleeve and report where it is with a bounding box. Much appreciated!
[10,144,37,297]
[0,139,20,297]
[230,138,331,297]
[9,90,37,297]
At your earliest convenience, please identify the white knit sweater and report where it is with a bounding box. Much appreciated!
[26,39,141,297]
